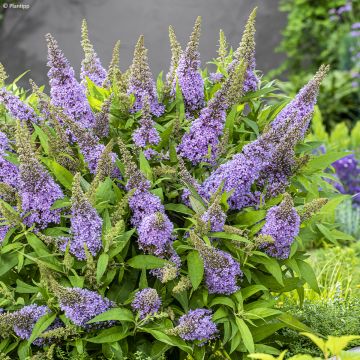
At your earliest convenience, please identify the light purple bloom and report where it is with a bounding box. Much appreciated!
[201,203,226,232]
[58,287,113,327]
[209,72,223,83]
[175,309,218,344]
[175,17,204,112]
[131,288,161,319]
[46,33,96,129]
[10,305,50,344]
[80,20,107,87]
[132,97,160,148]
[61,175,102,260]
[128,36,164,116]
[260,194,300,259]
[0,225,9,243]
[137,212,174,255]
[19,157,63,229]
[128,189,165,228]
[202,247,242,294]
[0,132,18,188]
[0,88,39,123]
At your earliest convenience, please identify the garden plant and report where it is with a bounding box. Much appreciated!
[0,8,356,360]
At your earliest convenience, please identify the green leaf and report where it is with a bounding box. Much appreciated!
[41,158,74,189]
[86,326,129,343]
[139,151,153,182]
[187,250,204,290]
[87,308,134,324]
[254,257,284,286]
[296,259,319,293]
[127,255,168,269]
[241,285,268,300]
[164,203,194,215]
[33,124,50,154]
[304,152,349,173]
[279,313,314,333]
[28,313,56,345]
[96,253,109,284]
[236,318,255,353]
[141,328,192,354]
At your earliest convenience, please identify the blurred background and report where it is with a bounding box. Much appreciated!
[0,0,286,88]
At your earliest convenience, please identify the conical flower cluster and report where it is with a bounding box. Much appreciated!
[201,66,328,209]
[46,33,96,129]
[260,194,300,259]
[169,309,218,344]
[0,131,18,188]
[0,88,39,123]
[229,8,258,93]
[16,123,64,228]
[175,16,204,112]
[131,288,161,319]
[177,61,246,164]
[80,19,107,87]
[128,35,164,116]
[61,174,102,260]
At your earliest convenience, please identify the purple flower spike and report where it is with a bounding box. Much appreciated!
[10,305,50,344]
[173,309,218,344]
[46,33,96,129]
[260,194,300,259]
[80,19,107,87]
[137,212,174,255]
[131,288,161,319]
[62,174,102,260]
[175,16,204,112]
[58,287,113,327]
[0,88,39,123]
[128,35,164,116]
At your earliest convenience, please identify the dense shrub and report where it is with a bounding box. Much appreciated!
[277,300,360,358]
[0,10,351,360]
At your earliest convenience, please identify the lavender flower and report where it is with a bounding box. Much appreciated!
[16,123,63,228]
[177,61,246,164]
[128,35,164,116]
[201,203,226,232]
[131,288,161,319]
[0,88,39,123]
[62,174,102,260]
[80,19,107,87]
[228,8,258,93]
[332,154,360,203]
[260,194,300,259]
[0,225,9,243]
[128,189,165,227]
[271,65,329,135]
[132,96,160,148]
[201,153,261,210]
[57,110,116,174]
[0,131,18,188]
[201,67,328,207]
[202,247,242,294]
[46,33,96,129]
[171,309,218,344]
[352,23,360,30]
[175,16,204,112]
[57,287,113,327]
[209,72,223,83]
[10,305,50,343]
[137,212,173,255]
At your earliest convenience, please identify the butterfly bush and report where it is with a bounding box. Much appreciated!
[0,9,347,359]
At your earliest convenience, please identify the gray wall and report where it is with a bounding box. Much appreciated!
[0,0,286,88]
